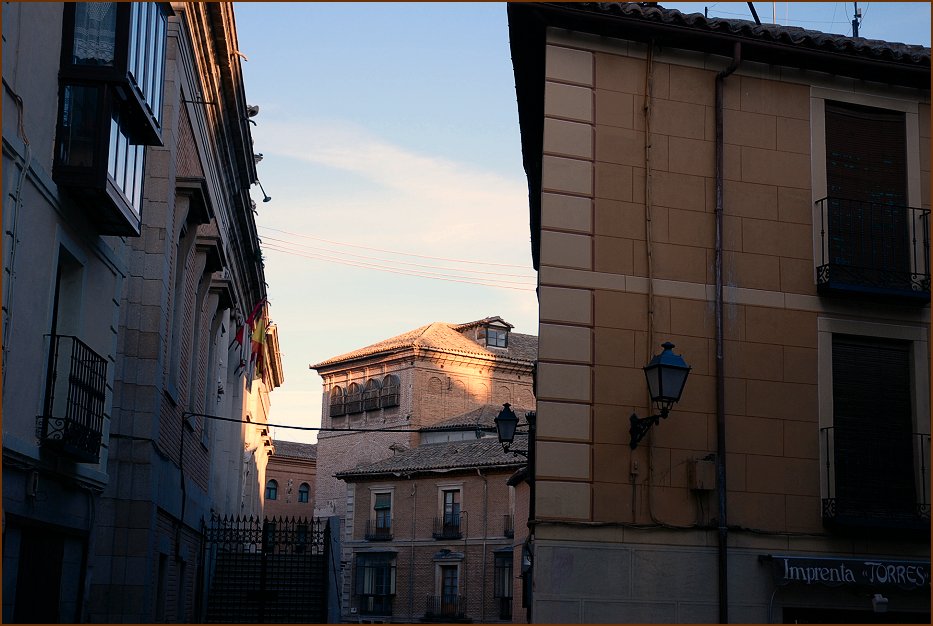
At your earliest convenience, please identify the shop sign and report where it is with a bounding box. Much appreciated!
[767,555,930,590]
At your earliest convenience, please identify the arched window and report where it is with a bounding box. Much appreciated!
[265,479,278,500]
[330,385,346,417]
[363,378,381,411]
[346,382,363,414]
[298,483,310,503]
[380,374,400,408]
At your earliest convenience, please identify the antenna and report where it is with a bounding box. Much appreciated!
[852,2,862,37]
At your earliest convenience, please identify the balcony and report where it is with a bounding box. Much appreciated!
[35,335,107,463]
[496,596,513,621]
[503,514,514,538]
[815,197,930,304]
[365,519,393,541]
[820,426,930,535]
[424,595,468,622]
[432,515,462,540]
[357,594,392,616]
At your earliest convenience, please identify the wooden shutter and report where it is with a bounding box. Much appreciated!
[831,335,915,519]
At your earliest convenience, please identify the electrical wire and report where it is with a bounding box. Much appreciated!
[258,225,530,269]
[261,243,537,292]
[259,233,535,279]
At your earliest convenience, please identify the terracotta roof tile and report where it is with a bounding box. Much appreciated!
[335,435,528,479]
[422,403,534,432]
[272,440,317,460]
[559,2,930,63]
[312,318,537,369]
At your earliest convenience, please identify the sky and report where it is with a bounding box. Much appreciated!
[234,2,931,444]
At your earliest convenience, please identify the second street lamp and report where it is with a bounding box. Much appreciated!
[629,341,692,449]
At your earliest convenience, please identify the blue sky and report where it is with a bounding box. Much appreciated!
[234,2,931,443]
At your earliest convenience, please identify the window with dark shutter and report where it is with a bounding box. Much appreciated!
[818,101,928,297]
[827,335,917,525]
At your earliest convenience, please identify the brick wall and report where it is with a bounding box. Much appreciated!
[264,457,317,518]
[315,355,534,521]
[344,467,522,623]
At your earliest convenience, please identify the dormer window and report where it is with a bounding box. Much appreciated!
[483,325,509,348]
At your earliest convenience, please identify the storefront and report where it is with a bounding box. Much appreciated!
[761,555,931,623]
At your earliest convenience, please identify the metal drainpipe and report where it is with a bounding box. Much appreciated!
[409,479,416,620]
[477,469,488,622]
[715,41,741,625]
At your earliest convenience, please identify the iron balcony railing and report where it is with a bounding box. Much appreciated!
[358,594,393,616]
[815,197,930,302]
[503,514,514,538]
[35,334,107,463]
[432,515,462,540]
[496,596,513,621]
[820,427,930,531]
[424,594,466,619]
[364,519,393,541]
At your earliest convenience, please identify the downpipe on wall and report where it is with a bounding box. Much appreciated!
[715,40,741,625]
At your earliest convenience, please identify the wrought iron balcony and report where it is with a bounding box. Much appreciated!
[357,594,393,616]
[432,515,462,540]
[503,514,514,538]
[820,426,930,533]
[365,519,393,541]
[424,594,467,621]
[815,197,930,303]
[35,335,107,463]
[496,596,513,621]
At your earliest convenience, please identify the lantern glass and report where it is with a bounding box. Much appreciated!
[495,403,518,446]
[642,342,691,413]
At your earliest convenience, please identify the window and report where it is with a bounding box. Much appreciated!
[346,382,363,414]
[355,553,396,616]
[494,551,513,620]
[366,491,392,540]
[486,326,508,348]
[434,488,462,539]
[443,489,461,524]
[824,336,923,526]
[54,2,171,236]
[379,374,400,408]
[428,564,462,618]
[265,479,278,500]
[812,94,929,302]
[329,385,346,417]
[817,318,930,533]
[298,483,310,503]
[363,378,381,411]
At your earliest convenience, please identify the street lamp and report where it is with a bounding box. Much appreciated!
[629,341,691,449]
[494,402,521,455]
[495,402,536,623]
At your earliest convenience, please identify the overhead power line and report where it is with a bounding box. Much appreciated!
[258,225,531,269]
[262,243,537,292]
[260,233,536,279]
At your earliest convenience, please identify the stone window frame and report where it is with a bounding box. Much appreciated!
[809,86,924,284]
[816,317,930,511]
[369,485,395,531]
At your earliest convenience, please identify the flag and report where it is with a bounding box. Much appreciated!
[229,298,266,350]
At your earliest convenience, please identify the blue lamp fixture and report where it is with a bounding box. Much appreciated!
[629,341,691,449]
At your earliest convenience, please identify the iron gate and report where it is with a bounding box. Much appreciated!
[202,515,328,623]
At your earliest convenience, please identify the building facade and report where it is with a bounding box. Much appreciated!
[264,440,318,518]
[1,2,280,622]
[311,316,537,621]
[336,429,529,624]
[509,2,930,622]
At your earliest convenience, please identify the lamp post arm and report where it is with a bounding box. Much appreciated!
[629,412,662,449]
